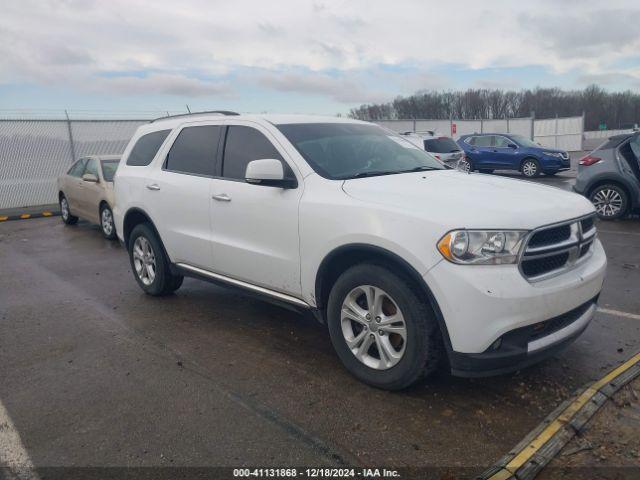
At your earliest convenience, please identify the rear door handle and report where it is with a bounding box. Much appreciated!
[212,193,231,202]
[146,184,161,191]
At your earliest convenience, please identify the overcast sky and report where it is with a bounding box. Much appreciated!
[1,0,639,115]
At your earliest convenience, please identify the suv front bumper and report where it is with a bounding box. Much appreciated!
[424,239,606,376]
[448,296,597,376]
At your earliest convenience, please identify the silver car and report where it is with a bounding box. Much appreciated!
[399,131,464,168]
[57,155,120,238]
[574,132,640,220]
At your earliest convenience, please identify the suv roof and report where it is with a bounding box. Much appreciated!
[461,133,514,137]
[148,112,367,126]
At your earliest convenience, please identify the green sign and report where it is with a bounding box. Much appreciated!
[599,122,607,130]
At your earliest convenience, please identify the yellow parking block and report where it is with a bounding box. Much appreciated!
[0,215,8,221]
[20,213,31,219]
[485,351,640,479]
[42,211,53,217]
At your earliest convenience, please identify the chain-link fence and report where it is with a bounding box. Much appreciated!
[0,111,589,211]
[0,119,148,209]
[374,117,535,140]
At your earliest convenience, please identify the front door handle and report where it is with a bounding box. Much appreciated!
[212,193,231,202]
[146,184,161,191]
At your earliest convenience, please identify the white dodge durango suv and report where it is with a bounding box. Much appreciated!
[113,112,606,390]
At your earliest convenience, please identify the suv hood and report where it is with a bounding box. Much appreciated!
[342,170,594,230]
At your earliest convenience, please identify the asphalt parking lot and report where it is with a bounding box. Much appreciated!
[1,158,639,478]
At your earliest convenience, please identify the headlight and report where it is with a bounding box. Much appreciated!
[437,230,528,265]
[542,151,562,158]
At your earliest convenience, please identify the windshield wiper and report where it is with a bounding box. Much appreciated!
[349,170,399,178]
[346,166,441,179]
[400,166,442,173]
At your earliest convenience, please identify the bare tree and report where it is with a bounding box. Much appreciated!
[349,85,640,130]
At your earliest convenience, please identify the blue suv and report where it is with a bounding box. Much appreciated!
[457,133,570,178]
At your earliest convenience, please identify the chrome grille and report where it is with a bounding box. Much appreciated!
[520,214,597,281]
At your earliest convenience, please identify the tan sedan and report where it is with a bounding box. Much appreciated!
[57,155,120,239]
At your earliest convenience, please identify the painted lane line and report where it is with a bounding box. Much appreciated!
[0,400,39,479]
[597,307,640,321]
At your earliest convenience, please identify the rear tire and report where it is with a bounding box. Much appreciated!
[521,158,540,178]
[128,223,184,296]
[327,263,443,390]
[100,204,117,240]
[457,157,473,173]
[59,195,78,225]
[589,184,628,220]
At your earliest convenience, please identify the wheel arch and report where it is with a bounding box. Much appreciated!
[98,200,111,212]
[122,207,161,249]
[519,155,540,169]
[586,179,634,213]
[314,244,453,352]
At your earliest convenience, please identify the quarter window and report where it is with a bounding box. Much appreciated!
[127,129,171,166]
[222,126,283,180]
[165,125,222,176]
[68,159,86,177]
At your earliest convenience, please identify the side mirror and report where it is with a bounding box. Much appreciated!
[508,143,518,149]
[245,159,297,188]
[82,173,99,183]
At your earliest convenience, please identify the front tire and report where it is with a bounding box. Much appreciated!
[100,205,117,240]
[59,195,78,225]
[521,158,541,178]
[590,184,628,220]
[128,223,184,296]
[327,263,443,390]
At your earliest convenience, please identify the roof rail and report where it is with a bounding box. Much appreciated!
[151,110,240,123]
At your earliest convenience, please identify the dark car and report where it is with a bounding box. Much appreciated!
[457,133,570,177]
[574,132,640,220]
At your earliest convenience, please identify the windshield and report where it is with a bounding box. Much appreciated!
[277,123,445,180]
[101,159,120,182]
[509,135,540,149]
[424,137,461,153]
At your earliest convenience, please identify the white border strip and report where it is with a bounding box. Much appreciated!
[598,307,640,321]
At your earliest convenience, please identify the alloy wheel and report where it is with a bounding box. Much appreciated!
[132,236,156,286]
[101,208,114,236]
[592,188,623,218]
[457,158,471,173]
[340,285,407,370]
[60,198,69,221]
[522,160,538,177]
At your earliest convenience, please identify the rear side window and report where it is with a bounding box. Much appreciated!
[165,125,222,176]
[424,137,460,153]
[85,158,99,177]
[68,159,87,177]
[222,126,283,180]
[474,136,493,147]
[101,160,119,182]
[126,129,171,166]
